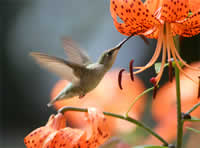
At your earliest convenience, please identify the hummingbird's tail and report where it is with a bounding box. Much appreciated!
[47,82,77,107]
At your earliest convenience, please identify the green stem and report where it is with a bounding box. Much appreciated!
[175,64,183,148]
[58,106,169,146]
[186,102,200,114]
[126,86,155,117]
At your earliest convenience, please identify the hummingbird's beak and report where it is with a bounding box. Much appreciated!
[111,34,134,52]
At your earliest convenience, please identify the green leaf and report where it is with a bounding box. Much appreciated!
[154,63,168,74]
[187,127,200,134]
[133,145,168,148]
[185,116,200,122]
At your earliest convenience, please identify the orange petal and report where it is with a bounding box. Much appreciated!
[189,0,200,12]
[24,126,55,148]
[160,0,189,22]
[85,108,110,147]
[172,10,200,37]
[144,0,160,14]
[110,0,159,36]
[24,113,66,148]
[45,108,110,148]
[46,113,67,130]
[46,128,86,148]
[112,19,139,36]
[144,27,159,39]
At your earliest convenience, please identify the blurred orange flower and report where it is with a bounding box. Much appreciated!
[145,62,200,145]
[110,0,200,84]
[24,108,110,148]
[50,70,146,133]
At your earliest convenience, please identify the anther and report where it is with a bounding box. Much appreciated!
[118,69,126,90]
[150,77,157,86]
[153,85,158,99]
[168,60,173,82]
[150,77,158,99]
[198,76,200,99]
[129,59,134,81]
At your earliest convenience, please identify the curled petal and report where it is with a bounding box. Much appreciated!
[144,27,159,39]
[24,126,55,148]
[172,11,200,37]
[110,0,160,36]
[160,0,189,22]
[46,113,66,130]
[45,128,86,148]
[85,108,110,147]
[24,113,66,148]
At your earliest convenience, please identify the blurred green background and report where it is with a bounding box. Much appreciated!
[1,0,199,148]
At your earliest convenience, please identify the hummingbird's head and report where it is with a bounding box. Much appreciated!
[98,46,120,69]
[98,35,133,70]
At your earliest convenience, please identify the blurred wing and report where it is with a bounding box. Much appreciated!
[62,37,92,65]
[30,52,79,82]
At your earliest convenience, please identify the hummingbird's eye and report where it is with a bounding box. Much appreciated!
[107,52,112,56]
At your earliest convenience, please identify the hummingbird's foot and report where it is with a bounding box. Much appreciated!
[79,94,85,99]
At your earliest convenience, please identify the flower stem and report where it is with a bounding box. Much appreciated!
[58,106,169,146]
[175,64,183,148]
[186,102,200,114]
[125,86,155,117]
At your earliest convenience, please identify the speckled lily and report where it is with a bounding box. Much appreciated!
[24,108,110,148]
[110,0,200,85]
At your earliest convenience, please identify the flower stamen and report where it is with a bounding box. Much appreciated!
[166,26,173,82]
[198,76,200,99]
[134,29,163,74]
[150,77,158,99]
[168,60,173,82]
[118,69,125,90]
[154,37,167,84]
[129,59,134,81]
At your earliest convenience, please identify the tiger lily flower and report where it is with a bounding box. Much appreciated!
[24,108,110,148]
[110,0,200,85]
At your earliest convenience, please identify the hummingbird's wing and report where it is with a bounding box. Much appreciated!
[30,52,86,82]
[62,37,92,65]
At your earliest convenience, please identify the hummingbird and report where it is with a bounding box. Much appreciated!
[30,35,133,107]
